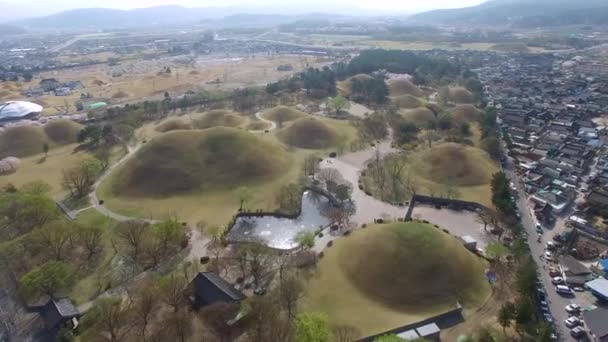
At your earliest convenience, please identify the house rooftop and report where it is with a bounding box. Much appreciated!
[582,307,608,341]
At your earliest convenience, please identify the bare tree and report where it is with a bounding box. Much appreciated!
[78,225,104,259]
[477,209,497,232]
[323,204,356,231]
[278,274,303,320]
[61,158,102,198]
[116,220,149,263]
[33,222,72,261]
[157,274,188,313]
[90,298,131,342]
[333,325,361,342]
[317,168,342,187]
[385,154,408,202]
[303,154,320,176]
[160,308,192,342]
[130,283,159,342]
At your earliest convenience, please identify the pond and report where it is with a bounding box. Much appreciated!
[227,190,332,250]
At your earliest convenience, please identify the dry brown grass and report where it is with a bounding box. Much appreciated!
[451,104,481,123]
[413,143,496,187]
[393,95,424,109]
[155,118,192,132]
[388,79,423,97]
[277,117,339,149]
[262,106,308,124]
[401,107,436,125]
[449,87,474,104]
[192,110,244,129]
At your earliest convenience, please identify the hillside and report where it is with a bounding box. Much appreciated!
[410,0,608,27]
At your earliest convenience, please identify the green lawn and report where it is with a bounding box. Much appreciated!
[301,222,491,337]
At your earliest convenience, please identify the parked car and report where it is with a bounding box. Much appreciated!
[565,316,581,328]
[556,285,574,295]
[544,251,553,261]
[565,304,581,315]
[570,326,586,338]
[549,267,561,277]
[543,313,554,323]
[536,224,544,234]
[552,277,564,285]
[546,241,557,250]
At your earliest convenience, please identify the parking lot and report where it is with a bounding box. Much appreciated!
[411,205,496,251]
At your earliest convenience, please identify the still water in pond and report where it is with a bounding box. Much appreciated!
[227,190,332,249]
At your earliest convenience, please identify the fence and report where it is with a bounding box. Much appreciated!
[357,304,464,341]
[405,194,490,220]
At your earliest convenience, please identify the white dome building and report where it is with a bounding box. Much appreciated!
[0,101,43,122]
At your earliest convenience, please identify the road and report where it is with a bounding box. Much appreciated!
[503,157,584,342]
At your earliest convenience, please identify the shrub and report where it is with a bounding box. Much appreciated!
[200,256,210,264]
[329,152,337,158]
[327,240,333,247]
[422,220,429,224]
[236,277,244,283]
[343,230,352,236]
[442,229,450,234]
[358,185,363,190]
[361,223,367,228]
[376,218,384,224]
[318,252,324,258]
[318,232,324,238]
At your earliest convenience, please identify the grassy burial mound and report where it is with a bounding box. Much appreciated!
[338,74,374,96]
[277,118,339,149]
[400,107,436,125]
[451,104,481,123]
[111,127,290,197]
[413,143,495,187]
[388,79,423,97]
[43,119,82,144]
[303,222,489,335]
[393,95,424,109]
[0,126,47,158]
[449,87,474,104]
[155,118,193,133]
[192,110,244,129]
[246,120,272,131]
[262,106,308,125]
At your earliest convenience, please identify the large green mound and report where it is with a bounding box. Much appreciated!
[155,118,192,132]
[262,106,308,124]
[451,104,481,123]
[449,87,474,104]
[414,143,495,186]
[401,107,436,125]
[246,120,271,131]
[0,125,48,158]
[112,128,290,197]
[393,95,423,109]
[336,222,488,310]
[192,110,244,129]
[43,119,82,144]
[278,118,338,149]
[388,79,423,97]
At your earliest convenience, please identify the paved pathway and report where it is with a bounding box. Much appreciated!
[249,111,277,133]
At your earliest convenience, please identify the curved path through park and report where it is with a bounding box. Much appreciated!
[248,111,277,133]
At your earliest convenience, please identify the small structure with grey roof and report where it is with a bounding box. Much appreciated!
[189,272,245,309]
[582,307,608,341]
[416,323,440,340]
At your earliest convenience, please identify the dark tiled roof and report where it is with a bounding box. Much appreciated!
[192,272,245,305]
[583,307,608,340]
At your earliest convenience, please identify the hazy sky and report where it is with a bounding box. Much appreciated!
[3,0,486,13]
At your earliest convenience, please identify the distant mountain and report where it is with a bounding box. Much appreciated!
[0,24,25,35]
[410,0,608,27]
[13,5,382,31]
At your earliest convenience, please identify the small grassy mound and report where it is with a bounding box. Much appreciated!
[401,107,436,125]
[414,143,495,186]
[44,119,82,144]
[449,87,474,104]
[112,127,290,197]
[303,222,489,335]
[451,104,481,123]
[192,110,244,129]
[246,121,271,131]
[388,79,423,97]
[491,43,530,53]
[155,118,192,132]
[0,125,48,158]
[393,95,424,109]
[278,118,338,149]
[262,106,308,124]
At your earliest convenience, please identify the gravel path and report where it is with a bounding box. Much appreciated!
[249,111,277,132]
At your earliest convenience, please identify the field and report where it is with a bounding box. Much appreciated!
[359,40,546,52]
[301,222,490,337]
[0,55,327,116]
[0,143,87,197]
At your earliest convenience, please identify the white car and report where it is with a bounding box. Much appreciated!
[544,251,553,261]
[556,285,574,295]
[565,316,581,328]
[566,303,582,314]
[552,277,564,285]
